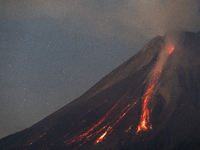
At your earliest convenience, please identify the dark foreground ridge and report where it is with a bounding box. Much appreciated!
[1,31,200,150]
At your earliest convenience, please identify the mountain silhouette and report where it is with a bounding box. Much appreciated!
[1,30,200,150]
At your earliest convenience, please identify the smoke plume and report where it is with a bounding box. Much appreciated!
[0,0,199,40]
[123,0,200,37]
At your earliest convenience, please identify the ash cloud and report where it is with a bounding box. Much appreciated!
[0,0,199,41]
[123,0,200,37]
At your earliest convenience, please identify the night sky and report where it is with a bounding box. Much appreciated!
[0,0,200,139]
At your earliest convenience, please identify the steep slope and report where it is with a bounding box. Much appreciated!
[0,31,200,150]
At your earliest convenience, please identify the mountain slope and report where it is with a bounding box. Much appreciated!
[0,31,200,150]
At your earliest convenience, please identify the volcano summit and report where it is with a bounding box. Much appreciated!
[1,31,200,150]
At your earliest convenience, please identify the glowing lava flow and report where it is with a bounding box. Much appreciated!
[136,68,161,133]
[19,45,176,150]
[65,45,175,148]
[137,46,174,133]
[94,102,137,144]
[65,93,128,146]
[169,47,174,54]
[65,91,140,149]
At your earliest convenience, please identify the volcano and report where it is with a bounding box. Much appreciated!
[1,30,200,150]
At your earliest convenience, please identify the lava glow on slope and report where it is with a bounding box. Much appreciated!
[64,93,132,147]
[136,68,161,133]
[23,45,175,150]
[136,45,174,133]
[169,47,174,54]
[63,91,140,149]
[64,45,175,148]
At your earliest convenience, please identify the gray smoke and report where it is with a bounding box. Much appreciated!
[0,0,199,40]
[124,0,200,37]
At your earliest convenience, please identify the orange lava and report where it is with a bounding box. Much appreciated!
[95,131,107,144]
[137,45,174,133]
[65,44,175,148]
[125,125,132,133]
[94,101,137,144]
[64,92,140,148]
[169,47,174,54]
[65,94,128,146]
[137,68,161,133]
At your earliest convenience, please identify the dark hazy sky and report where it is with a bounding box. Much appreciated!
[0,0,200,139]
